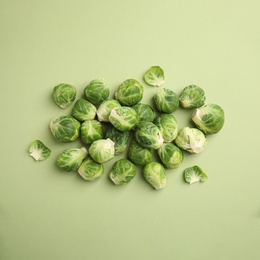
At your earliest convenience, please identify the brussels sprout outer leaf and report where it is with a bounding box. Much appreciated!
[29,140,51,161]
[183,165,208,184]
[143,66,165,87]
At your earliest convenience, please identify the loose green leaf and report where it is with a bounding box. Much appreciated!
[183,165,208,184]
[143,66,165,87]
[29,140,51,161]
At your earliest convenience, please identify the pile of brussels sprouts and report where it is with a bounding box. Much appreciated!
[29,66,225,189]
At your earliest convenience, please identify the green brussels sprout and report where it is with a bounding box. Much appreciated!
[50,116,81,142]
[154,114,178,142]
[191,103,225,134]
[89,138,115,163]
[97,99,121,122]
[132,103,155,127]
[179,85,206,109]
[84,79,109,105]
[135,122,164,149]
[158,143,183,169]
[153,88,179,113]
[109,106,137,132]
[175,127,207,154]
[78,157,104,181]
[56,147,87,171]
[52,83,77,109]
[80,120,104,144]
[115,79,143,106]
[143,66,165,87]
[183,165,208,184]
[105,125,129,154]
[109,159,137,185]
[28,140,51,161]
[128,139,152,165]
[71,99,97,121]
[143,162,167,190]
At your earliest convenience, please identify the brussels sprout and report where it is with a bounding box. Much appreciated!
[153,88,179,113]
[105,125,129,154]
[135,122,164,150]
[71,99,97,121]
[128,139,152,165]
[56,147,87,171]
[78,157,104,181]
[109,106,137,132]
[179,85,206,109]
[115,79,143,106]
[50,116,81,142]
[143,66,165,87]
[109,159,137,185]
[143,162,167,190]
[183,165,208,184]
[89,138,115,163]
[175,127,207,154]
[28,140,51,161]
[84,79,109,105]
[97,99,121,122]
[52,83,77,109]
[191,103,225,134]
[132,103,155,127]
[154,114,178,142]
[80,120,104,144]
[158,143,183,169]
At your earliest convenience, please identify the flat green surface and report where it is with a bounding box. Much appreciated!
[1,1,259,259]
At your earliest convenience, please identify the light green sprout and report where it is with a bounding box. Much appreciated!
[84,78,109,105]
[28,140,51,161]
[158,143,183,169]
[153,88,179,113]
[175,127,207,154]
[78,157,104,181]
[109,159,137,185]
[71,99,97,121]
[56,147,87,171]
[183,165,208,184]
[143,162,167,190]
[154,114,178,142]
[191,103,225,134]
[97,99,121,122]
[52,83,77,109]
[50,116,81,142]
[115,79,143,106]
[80,120,104,145]
[132,103,155,128]
[179,85,206,109]
[88,138,115,163]
[143,66,165,87]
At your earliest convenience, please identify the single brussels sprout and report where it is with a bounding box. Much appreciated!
[109,106,137,132]
[158,143,183,169]
[132,103,155,127]
[175,127,207,154]
[154,114,178,142]
[179,85,206,109]
[71,99,97,121]
[143,66,165,87]
[28,140,51,161]
[115,79,143,106]
[89,138,115,163]
[153,88,179,113]
[52,83,77,109]
[84,78,109,105]
[78,157,104,181]
[143,162,167,190]
[56,147,87,171]
[97,99,121,122]
[80,120,104,144]
[109,159,137,185]
[135,122,164,150]
[191,103,225,134]
[183,165,208,184]
[50,116,81,142]
[105,125,129,154]
[128,139,152,165]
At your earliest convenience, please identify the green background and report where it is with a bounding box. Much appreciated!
[1,1,259,259]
